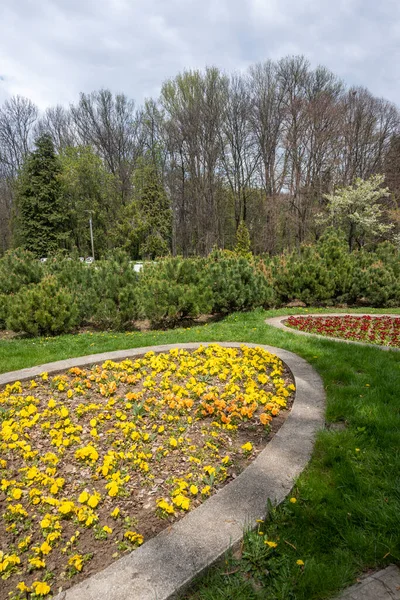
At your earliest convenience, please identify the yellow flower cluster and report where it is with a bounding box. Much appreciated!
[0,345,295,597]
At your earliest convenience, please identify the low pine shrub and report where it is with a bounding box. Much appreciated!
[89,250,139,330]
[6,275,79,336]
[349,257,400,307]
[0,248,43,294]
[272,246,336,305]
[138,257,212,326]
[46,254,99,324]
[272,231,354,305]
[205,250,275,313]
[0,295,8,330]
[46,250,139,330]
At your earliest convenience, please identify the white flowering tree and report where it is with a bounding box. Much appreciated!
[318,174,394,251]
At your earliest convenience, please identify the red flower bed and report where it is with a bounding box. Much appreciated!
[285,315,400,348]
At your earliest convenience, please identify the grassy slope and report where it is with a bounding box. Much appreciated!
[1,307,400,599]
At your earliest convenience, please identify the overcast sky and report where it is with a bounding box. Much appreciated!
[1,0,399,110]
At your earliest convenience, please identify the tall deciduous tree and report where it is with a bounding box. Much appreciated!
[161,67,226,255]
[1,57,399,256]
[58,145,117,256]
[0,96,38,251]
[13,134,70,256]
[70,90,144,204]
[35,105,77,153]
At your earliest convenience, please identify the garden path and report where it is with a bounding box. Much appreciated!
[336,565,400,600]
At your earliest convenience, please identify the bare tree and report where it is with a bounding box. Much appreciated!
[0,96,38,251]
[161,67,226,255]
[70,90,144,203]
[35,105,77,152]
[0,96,38,177]
[219,73,259,228]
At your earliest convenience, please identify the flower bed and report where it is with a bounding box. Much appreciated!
[286,315,400,348]
[0,344,295,599]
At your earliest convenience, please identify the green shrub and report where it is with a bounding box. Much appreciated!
[374,241,400,278]
[272,246,335,305]
[316,230,355,301]
[0,248,43,294]
[6,275,78,336]
[45,254,98,324]
[205,250,275,313]
[0,295,8,330]
[90,250,139,330]
[272,231,354,305]
[349,255,400,307]
[1,236,399,336]
[138,257,212,326]
[44,250,139,330]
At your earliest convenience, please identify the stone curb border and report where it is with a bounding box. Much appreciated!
[265,313,400,352]
[336,565,400,600]
[0,342,325,600]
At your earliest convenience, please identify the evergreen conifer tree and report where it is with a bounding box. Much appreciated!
[234,220,251,256]
[14,134,70,256]
[138,163,172,259]
[115,156,172,259]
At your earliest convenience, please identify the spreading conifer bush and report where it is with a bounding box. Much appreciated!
[205,249,275,313]
[0,295,8,330]
[45,250,139,330]
[272,246,336,305]
[271,231,355,305]
[0,248,44,295]
[6,275,78,336]
[0,235,399,336]
[90,250,139,329]
[348,254,400,307]
[138,257,212,326]
[46,254,98,323]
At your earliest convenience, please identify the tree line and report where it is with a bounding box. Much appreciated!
[1,55,399,258]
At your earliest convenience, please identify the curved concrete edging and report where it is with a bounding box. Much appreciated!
[266,313,400,352]
[0,342,325,600]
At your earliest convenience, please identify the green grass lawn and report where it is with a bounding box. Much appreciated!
[1,307,400,599]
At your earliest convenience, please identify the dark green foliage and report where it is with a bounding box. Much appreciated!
[136,163,172,259]
[138,257,212,326]
[0,295,8,329]
[314,230,355,300]
[205,250,275,313]
[13,134,70,256]
[271,233,400,308]
[0,248,43,294]
[272,246,336,305]
[45,254,98,323]
[45,250,139,330]
[272,231,354,305]
[1,234,400,336]
[349,257,400,307]
[374,241,400,278]
[6,275,78,336]
[90,250,139,330]
[115,159,172,259]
